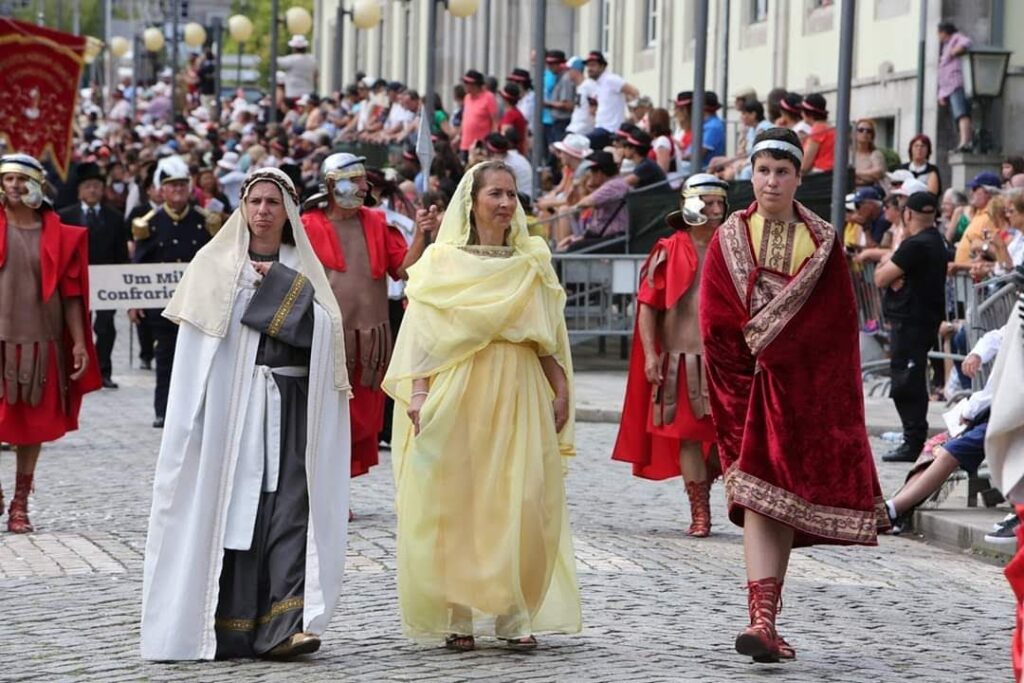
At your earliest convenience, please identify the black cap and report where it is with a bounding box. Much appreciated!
[615,122,640,139]
[801,93,828,115]
[386,81,404,92]
[462,69,485,86]
[905,191,939,214]
[674,90,693,107]
[545,49,567,64]
[584,150,618,176]
[585,50,607,65]
[508,68,533,87]
[500,83,521,103]
[703,91,721,111]
[624,129,653,149]
[75,161,105,186]
[780,92,803,114]
[484,133,511,153]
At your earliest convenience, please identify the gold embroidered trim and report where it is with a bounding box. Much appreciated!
[459,245,515,258]
[717,202,835,356]
[758,219,797,274]
[724,466,883,545]
[214,596,305,632]
[267,272,308,338]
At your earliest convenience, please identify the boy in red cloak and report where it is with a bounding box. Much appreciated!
[699,128,889,663]
[0,154,100,533]
[612,174,727,536]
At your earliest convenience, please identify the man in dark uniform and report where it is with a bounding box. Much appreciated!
[59,161,128,388]
[874,191,950,462]
[129,156,220,428]
[127,163,162,369]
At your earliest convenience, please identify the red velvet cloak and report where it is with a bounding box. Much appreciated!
[302,207,408,477]
[0,210,101,444]
[698,201,888,547]
[612,231,716,480]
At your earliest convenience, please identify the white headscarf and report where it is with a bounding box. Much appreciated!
[163,167,349,390]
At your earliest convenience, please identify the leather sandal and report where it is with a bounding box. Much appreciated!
[444,634,475,652]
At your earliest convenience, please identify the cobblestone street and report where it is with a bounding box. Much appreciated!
[0,326,1014,682]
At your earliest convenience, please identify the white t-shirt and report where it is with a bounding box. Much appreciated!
[517,91,536,132]
[277,53,317,99]
[567,79,597,135]
[652,134,683,171]
[385,103,416,130]
[504,150,534,197]
[593,70,627,132]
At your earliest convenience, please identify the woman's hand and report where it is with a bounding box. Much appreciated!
[69,343,89,381]
[552,391,569,433]
[408,393,427,435]
[962,353,982,379]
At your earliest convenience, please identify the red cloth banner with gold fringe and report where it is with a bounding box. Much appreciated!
[0,18,86,180]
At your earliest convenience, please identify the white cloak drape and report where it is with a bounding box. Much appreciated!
[987,301,1024,503]
[140,251,351,661]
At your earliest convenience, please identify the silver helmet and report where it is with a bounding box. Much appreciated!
[0,153,49,209]
[305,152,367,210]
[666,173,729,230]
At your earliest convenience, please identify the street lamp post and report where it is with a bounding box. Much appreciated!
[960,46,1012,153]
[335,1,380,92]
[211,18,224,123]
[531,0,546,199]
[227,15,254,89]
[269,5,314,125]
[422,0,479,163]
[269,0,279,124]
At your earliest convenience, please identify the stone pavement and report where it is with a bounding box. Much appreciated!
[0,323,1015,682]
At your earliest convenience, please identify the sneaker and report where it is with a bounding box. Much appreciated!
[993,512,1016,531]
[984,515,1021,545]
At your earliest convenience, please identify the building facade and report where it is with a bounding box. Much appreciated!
[315,0,1023,179]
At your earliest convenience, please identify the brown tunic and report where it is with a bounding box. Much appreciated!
[652,238,710,425]
[325,217,391,387]
[0,224,65,407]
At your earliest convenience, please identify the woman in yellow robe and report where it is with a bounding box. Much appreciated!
[383,161,580,651]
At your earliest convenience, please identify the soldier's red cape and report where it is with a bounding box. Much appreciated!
[612,230,715,480]
[0,209,101,443]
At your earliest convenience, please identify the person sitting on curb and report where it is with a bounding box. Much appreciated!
[884,319,1007,534]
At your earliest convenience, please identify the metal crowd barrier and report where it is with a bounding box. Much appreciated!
[551,253,646,348]
[849,258,1023,391]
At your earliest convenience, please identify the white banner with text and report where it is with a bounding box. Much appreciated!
[88,263,186,311]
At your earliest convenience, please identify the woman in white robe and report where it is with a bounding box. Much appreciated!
[140,168,352,661]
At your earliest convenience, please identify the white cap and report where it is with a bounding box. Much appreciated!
[552,133,593,160]
[887,168,915,184]
[217,151,239,171]
[893,178,929,197]
[287,34,309,50]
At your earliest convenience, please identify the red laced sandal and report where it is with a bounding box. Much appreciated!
[735,577,783,663]
[684,480,712,537]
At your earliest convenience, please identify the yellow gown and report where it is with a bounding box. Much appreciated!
[382,173,580,641]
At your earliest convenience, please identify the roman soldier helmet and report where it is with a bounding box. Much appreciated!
[665,173,729,229]
[303,152,367,211]
[0,153,50,209]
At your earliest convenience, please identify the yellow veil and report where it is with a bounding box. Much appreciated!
[382,162,575,456]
